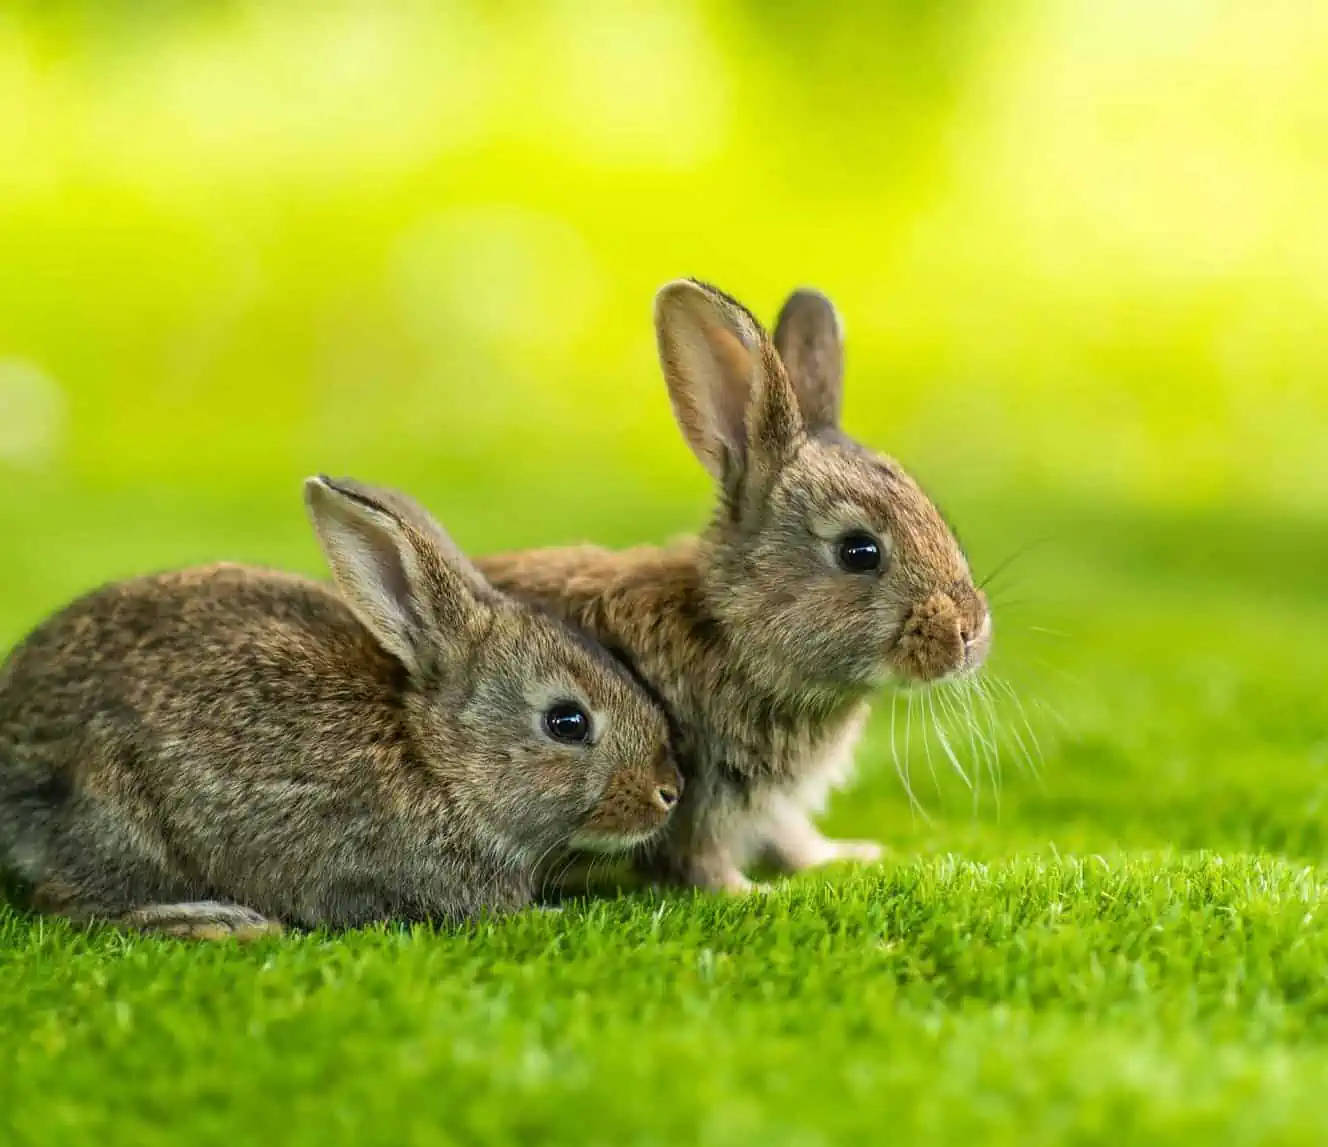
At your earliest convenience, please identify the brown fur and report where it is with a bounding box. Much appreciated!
[0,477,680,937]
[479,280,990,892]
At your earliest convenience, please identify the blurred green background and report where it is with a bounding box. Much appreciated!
[1,0,1326,852]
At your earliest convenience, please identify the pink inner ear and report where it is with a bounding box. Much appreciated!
[709,322,752,382]
[704,322,755,449]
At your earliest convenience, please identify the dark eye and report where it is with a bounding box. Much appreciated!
[836,531,884,574]
[543,701,591,745]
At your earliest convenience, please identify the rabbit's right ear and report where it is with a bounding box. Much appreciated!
[772,288,844,435]
[303,476,493,676]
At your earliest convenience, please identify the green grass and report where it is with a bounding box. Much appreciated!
[7,857,1328,1147]
[3,479,1327,1146]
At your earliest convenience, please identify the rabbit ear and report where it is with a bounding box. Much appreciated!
[303,476,492,676]
[654,280,805,497]
[773,288,844,434]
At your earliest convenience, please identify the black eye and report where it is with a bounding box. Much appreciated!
[836,531,883,574]
[543,701,591,745]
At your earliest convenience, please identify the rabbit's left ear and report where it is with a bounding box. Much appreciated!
[773,288,844,436]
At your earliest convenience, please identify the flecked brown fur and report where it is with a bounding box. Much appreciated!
[479,280,990,892]
[0,477,680,937]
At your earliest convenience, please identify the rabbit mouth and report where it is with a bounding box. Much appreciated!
[960,612,993,674]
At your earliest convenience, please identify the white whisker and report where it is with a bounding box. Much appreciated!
[531,839,565,901]
[931,686,972,792]
[904,690,914,793]
[943,684,984,815]
[997,677,1046,767]
[920,689,941,798]
[889,691,926,819]
[973,676,1007,794]
[956,686,989,815]
[1027,652,1089,692]
[986,676,1039,781]
[1032,694,1072,732]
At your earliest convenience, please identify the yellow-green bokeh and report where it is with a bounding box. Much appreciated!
[1,0,1325,596]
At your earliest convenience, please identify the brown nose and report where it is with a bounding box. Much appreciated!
[653,783,679,812]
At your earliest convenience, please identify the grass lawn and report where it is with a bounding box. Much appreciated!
[3,476,1326,1146]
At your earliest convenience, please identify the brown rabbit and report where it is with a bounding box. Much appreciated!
[479,280,990,893]
[0,477,681,938]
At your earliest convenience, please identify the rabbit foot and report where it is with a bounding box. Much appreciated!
[776,833,884,871]
[719,871,769,895]
[816,838,884,865]
[120,901,284,942]
[760,803,884,873]
[689,859,767,895]
[638,844,766,895]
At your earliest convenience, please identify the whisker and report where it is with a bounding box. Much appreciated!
[583,853,610,900]
[973,676,1008,793]
[986,676,1040,782]
[956,680,1001,817]
[930,686,971,792]
[889,690,926,819]
[977,536,1057,591]
[954,690,980,815]
[549,851,582,903]
[541,842,580,904]
[958,679,999,761]
[994,676,1050,784]
[1026,653,1090,692]
[984,597,1038,612]
[531,840,565,902]
[904,691,915,798]
[939,685,982,815]
[1032,694,1072,733]
[999,677,1044,758]
[920,690,942,799]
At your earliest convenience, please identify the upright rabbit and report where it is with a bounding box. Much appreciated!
[0,477,680,938]
[479,280,991,893]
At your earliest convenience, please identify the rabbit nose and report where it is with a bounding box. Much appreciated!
[653,783,679,812]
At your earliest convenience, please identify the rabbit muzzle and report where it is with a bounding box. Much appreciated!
[893,587,991,683]
[570,748,683,853]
